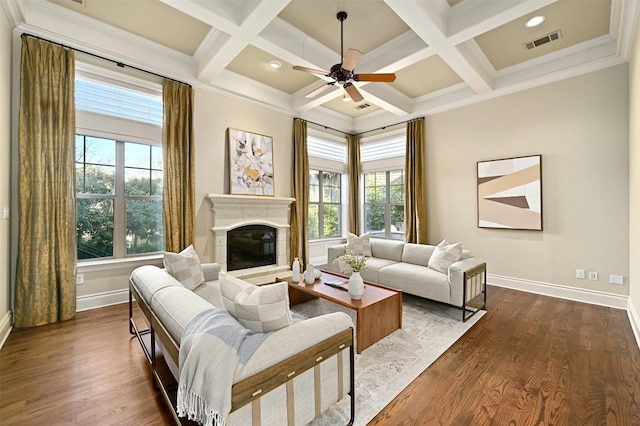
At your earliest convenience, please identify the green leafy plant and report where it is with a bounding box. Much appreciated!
[339,249,367,273]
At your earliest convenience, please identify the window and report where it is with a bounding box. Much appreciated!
[308,170,342,239]
[364,170,405,240]
[307,130,346,240]
[76,136,163,259]
[75,68,163,260]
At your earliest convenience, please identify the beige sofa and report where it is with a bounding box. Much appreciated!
[327,239,486,321]
[129,263,354,425]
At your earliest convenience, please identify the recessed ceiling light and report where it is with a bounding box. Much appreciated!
[268,60,282,69]
[525,16,545,28]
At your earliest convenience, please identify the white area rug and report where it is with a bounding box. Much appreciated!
[291,295,485,426]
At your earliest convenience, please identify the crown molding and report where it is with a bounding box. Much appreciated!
[0,0,25,29]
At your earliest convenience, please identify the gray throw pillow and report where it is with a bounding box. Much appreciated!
[220,273,292,333]
[163,245,205,290]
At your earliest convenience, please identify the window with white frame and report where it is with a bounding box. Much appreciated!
[307,130,346,240]
[361,130,406,240]
[75,66,163,260]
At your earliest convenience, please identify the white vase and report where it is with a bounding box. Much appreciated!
[304,265,316,284]
[348,271,365,300]
[291,258,300,282]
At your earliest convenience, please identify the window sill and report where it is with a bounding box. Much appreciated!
[308,237,347,244]
[77,254,163,273]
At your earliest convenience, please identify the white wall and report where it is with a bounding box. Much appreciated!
[0,7,12,345]
[629,13,640,338]
[192,89,293,262]
[73,87,295,302]
[427,64,629,298]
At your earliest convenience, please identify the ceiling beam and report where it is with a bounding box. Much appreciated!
[161,0,292,83]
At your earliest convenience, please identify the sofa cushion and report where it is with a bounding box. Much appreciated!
[130,265,184,304]
[428,240,463,274]
[150,286,212,343]
[360,257,399,283]
[379,263,451,304]
[347,232,372,256]
[402,243,436,267]
[220,273,292,333]
[370,239,405,262]
[163,245,205,290]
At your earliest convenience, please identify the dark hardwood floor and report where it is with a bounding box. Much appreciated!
[1,286,639,425]
[370,286,640,425]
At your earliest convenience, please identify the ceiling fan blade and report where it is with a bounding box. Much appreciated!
[343,83,364,102]
[354,73,396,83]
[293,65,329,76]
[341,48,363,72]
[305,83,334,98]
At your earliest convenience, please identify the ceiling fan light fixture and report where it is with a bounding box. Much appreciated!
[268,60,282,69]
[525,16,545,28]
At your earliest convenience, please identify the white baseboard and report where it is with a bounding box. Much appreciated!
[488,274,629,310]
[0,311,12,351]
[76,289,129,312]
[628,299,640,350]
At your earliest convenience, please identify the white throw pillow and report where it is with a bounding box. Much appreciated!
[220,273,292,333]
[428,241,463,274]
[163,245,205,290]
[347,232,372,256]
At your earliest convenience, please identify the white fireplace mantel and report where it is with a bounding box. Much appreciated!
[205,193,295,274]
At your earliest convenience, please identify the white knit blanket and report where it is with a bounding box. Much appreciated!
[177,308,268,426]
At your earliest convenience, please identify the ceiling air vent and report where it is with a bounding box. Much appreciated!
[355,103,370,110]
[524,30,561,50]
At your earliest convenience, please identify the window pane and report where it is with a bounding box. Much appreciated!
[85,136,115,165]
[77,165,115,194]
[125,168,151,195]
[152,145,163,170]
[365,204,385,237]
[125,142,151,169]
[365,172,387,202]
[323,204,340,238]
[390,170,404,203]
[75,135,84,162]
[126,199,163,255]
[151,170,163,196]
[309,170,320,203]
[308,204,319,239]
[391,204,405,240]
[76,198,114,259]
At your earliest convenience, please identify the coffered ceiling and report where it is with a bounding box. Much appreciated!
[3,0,639,133]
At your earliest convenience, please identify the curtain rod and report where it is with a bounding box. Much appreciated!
[21,33,191,87]
[298,116,424,137]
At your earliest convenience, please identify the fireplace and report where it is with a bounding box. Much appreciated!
[227,225,276,271]
[206,194,295,275]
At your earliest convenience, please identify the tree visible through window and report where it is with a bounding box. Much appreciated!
[308,170,341,239]
[76,135,163,259]
[364,170,405,240]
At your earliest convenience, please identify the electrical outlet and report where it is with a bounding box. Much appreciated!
[576,269,585,279]
[589,271,598,281]
[610,275,624,285]
[76,274,84,285]
[2,207,8,219]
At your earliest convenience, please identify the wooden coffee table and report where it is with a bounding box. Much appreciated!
[278,270,402,353]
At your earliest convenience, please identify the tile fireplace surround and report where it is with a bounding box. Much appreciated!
[206,193,295,276]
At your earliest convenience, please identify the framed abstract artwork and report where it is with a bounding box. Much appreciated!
[477,154,542,230]
[228,128,274,196]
